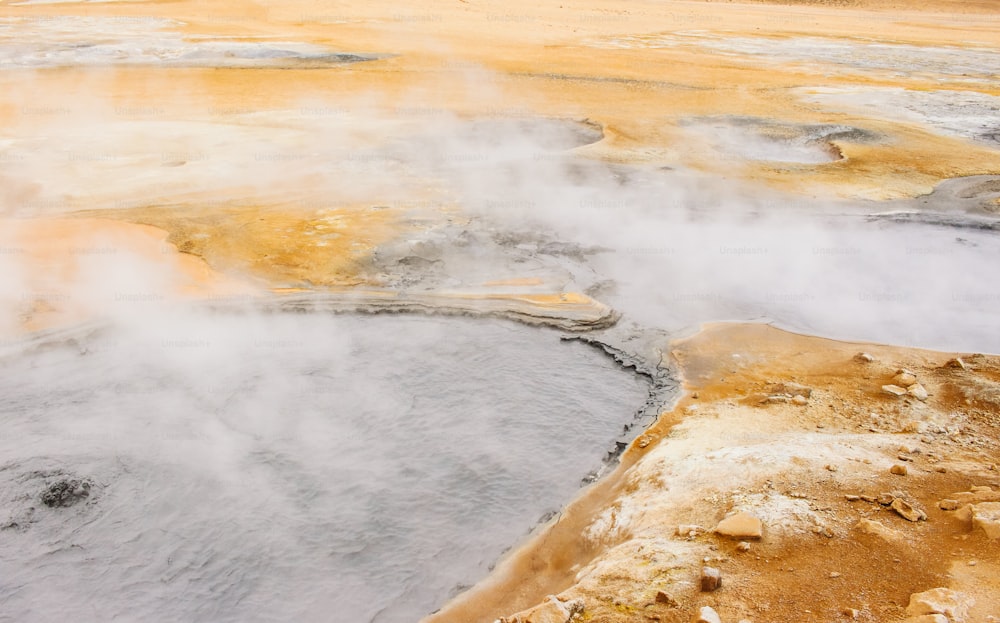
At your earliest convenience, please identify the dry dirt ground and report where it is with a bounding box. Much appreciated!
[433,324,1000,623]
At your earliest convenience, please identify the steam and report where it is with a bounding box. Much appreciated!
[2,30,1000,623]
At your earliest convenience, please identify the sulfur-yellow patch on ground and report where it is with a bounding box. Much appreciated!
[77,203,407,288]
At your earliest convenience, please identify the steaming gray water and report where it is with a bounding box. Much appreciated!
[0,313,649,623]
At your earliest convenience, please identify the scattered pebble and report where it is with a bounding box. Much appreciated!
[944,357,966,370]
[715,511,763,540]
[736,541,751,552]
[892,370,918,387]
[883,384,908,397]
[891,497,927,522]
[854,352,875,363]
[693,605,722,623]
[700,566,722,592]
[830,571,841,578]
[655,590,678,607]
[825,464,838,472]
[908,383,929,401]
[677,525,703,537]
[939,499,959,511]
[905,587,972,621]
[890,464,908,476]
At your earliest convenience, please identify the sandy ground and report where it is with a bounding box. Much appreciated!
[432,324,1000,623]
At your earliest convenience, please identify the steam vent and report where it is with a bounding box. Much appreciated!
[2,0,999,622]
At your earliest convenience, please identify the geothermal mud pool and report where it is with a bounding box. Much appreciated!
[0,314,651,622]
[3,0,1000,621]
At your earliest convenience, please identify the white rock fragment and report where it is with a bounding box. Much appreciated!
[905,588,973,622]
[893,370,918,387]
[883,384,908,397]
[714,511,763,540]
[908,383,929,401]
[856,518,901,540]
[971,502,1000,539]
[692,606,722,623]
[891,497,927,522]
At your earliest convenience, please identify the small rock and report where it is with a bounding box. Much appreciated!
[883,384,908,397]
[772,382,812,398]
[944,357,966,370]
[938,499,959,511]
[955,504,974,523]
[843,608,860,619]
[908,384,929,401]
[877,493,895,505]
[904,615,949,623]
[971,502,1000,539]
[692,606,722,623]
[890,464,908,476]
[893,370,918,387]
[825,464,838,472]
[905,587,972,621]
[736,541,751,552]
[891,498,927,522]
[856,518,898,540]
[792,395,808,406]
[655,591,678,607]
[860,494,877,503]
[715,511,763,540]
[845,495,861,501]
[854,352,875,363]
[700,566,722,592]
[830,571,841,578]
[677,525,703,537]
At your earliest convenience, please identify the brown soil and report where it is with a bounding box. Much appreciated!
[429,324,1000,623]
